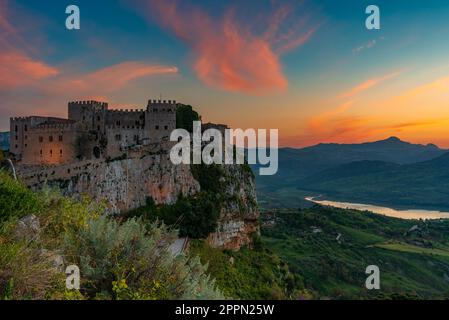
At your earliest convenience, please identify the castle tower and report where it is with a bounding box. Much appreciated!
[68,100,108,134]
[145,99,177,143]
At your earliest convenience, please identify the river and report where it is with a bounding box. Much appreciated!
[305,197,449,220]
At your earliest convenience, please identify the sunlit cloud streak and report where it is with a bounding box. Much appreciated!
[146,0,318,95]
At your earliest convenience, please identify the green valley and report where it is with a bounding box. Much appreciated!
[261,206,449,299]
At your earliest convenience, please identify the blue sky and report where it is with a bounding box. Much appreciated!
[2,0,449,146]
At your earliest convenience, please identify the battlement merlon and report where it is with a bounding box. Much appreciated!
[108,108,145,113]
[68,100,109,107]
[147,99,178,112]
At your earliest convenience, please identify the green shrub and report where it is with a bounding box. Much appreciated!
[191,163,225,194]
[63,216,223,300]
[0,171,42,226]
[176,105,200,133]
[189,240,301,299]
[128,194,221,239]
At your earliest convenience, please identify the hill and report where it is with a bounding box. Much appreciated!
[262,206,449,299]
[254,137,447,209]
[301,152,449,210]
[0,132,9,151]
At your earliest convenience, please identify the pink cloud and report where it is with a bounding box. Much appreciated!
[338,71,401,99]
[0,51,59,89]
[146,0,317,95]
[55,62,179,94]
[0,0,180,130]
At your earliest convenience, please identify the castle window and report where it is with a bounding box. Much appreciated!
[15,145,18,149]
[82,116,86,121]
[25,135,27,140]
[50,149,53,156]
[97,125,100,131]
[59,135,63,142]
[15,135,18,140]
[155,125,159,130]
[115,134,121,141]
[116,121,121,126]
[164,125,168,130]
[40,150,42,156]
[15,125,18,132]
[24,125,28,132]
[60,149,63,156]
[49,136,53,142]
[39,136,43,143]
[97,116,100,121]
[25,144,27,148]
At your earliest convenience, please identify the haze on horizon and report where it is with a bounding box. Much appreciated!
[1,0,449,148]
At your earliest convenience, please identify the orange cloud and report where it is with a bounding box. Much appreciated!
[147,0,317,95]
[390,74,449,105]
[0,51,59,89]
[338,71,400,99]
[0,1,59,89]
[58,62,178,94]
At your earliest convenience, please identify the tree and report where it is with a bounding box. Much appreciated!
[176,104,200,133]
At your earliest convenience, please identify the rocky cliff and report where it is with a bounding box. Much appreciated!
[206,164,259,250]
[16,142,259,250]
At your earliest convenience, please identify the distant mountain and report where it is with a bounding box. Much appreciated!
[253,137,448,209]
[254,137,446,192]
[0,132,9,151]
[301,152,449,211]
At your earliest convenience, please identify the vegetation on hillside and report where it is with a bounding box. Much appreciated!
[262,206,449,299]
[0,171,223,300]
[189,240,308,300]
[176,104,200,133]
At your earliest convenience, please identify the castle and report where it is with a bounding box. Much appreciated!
[10,99,177,165]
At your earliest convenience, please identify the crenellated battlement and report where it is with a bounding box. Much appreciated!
[10,117,29,122]
[148,99,177,105]
[69,100,108,107]
[108,108,145,113]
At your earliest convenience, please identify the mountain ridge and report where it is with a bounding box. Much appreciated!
[254,137,449,210]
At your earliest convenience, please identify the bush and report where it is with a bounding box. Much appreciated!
[129,193,221,239]
[0,174,223,300]
[191,163,225,194]
[63,216,223,299]
[0,171,42,226]
[176,105,200,133]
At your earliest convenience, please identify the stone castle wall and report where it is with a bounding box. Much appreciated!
[10,99,177,165]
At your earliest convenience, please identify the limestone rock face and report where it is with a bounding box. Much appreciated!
[18,145,200,214]
[206,165,259,250]
[17,144,259,251]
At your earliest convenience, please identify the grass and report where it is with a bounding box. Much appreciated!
[261,206,449,299]
[189,240,303,300]
[375,241,449,258]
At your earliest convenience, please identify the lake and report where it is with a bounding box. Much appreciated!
[305,197,449,220]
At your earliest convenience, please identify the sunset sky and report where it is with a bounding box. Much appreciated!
[1,0,449,147]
